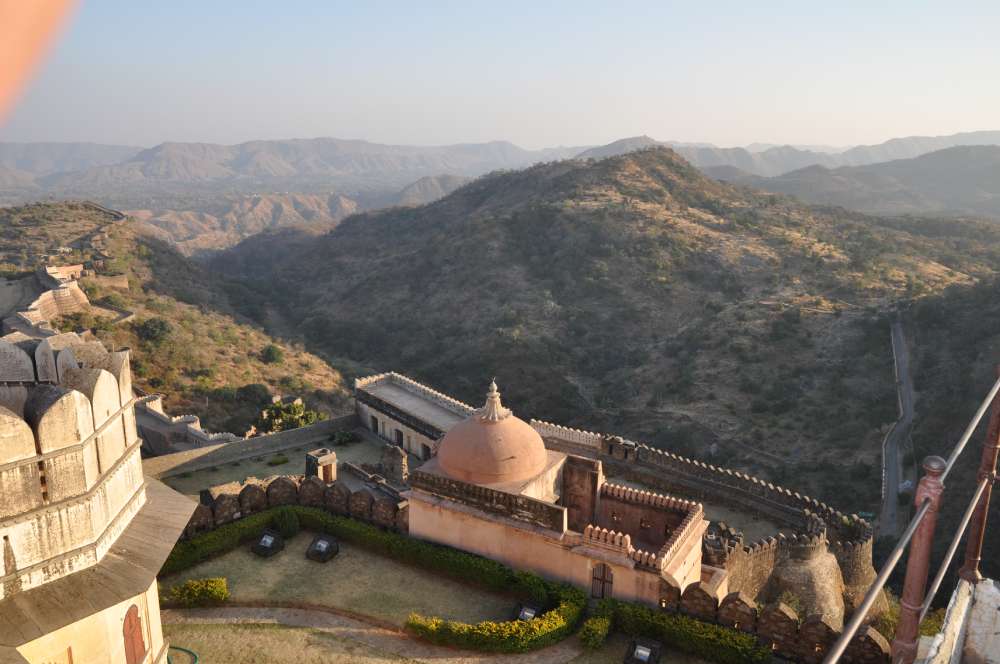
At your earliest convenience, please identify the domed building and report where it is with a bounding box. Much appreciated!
[400,378,707,605]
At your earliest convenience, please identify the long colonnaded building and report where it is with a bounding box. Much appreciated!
[0,332,194,664]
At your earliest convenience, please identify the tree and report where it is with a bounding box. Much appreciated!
[253,400,326,434]
[261,344,284,364]
[134,317,172,346]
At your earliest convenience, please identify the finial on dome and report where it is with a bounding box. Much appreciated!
[479,378,511,422]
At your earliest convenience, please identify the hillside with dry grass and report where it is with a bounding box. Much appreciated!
[216,147,1000,511]
[0,201,351,433]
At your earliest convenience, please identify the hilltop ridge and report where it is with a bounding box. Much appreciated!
[215,146,1000,510]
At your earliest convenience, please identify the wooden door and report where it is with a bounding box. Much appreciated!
[591,563,613,598]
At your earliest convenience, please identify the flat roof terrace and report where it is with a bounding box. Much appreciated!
[363,380,468,433]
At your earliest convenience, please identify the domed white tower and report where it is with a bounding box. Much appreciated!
[0,333,194,664]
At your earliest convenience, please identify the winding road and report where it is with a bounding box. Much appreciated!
[879,320,915,538]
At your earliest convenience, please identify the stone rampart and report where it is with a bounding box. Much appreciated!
[142,413,359,479]
[536,420,878,616]
[675,591,890,664]
[135,394,241,454]
[187,469,407,537]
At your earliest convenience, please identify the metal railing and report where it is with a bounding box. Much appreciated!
[823,371,1000,664]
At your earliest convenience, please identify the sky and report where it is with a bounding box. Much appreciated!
[2,0,999,150]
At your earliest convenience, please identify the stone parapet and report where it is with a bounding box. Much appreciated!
[530,419,602,450]
[355,372,475,418]
[410,468,567,532]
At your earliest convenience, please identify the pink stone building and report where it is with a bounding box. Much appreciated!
[406,381,708,606]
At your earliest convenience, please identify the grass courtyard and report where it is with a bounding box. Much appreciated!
[159,533,514,626]
[163,624,712,664]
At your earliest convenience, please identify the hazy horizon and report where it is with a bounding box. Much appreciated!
[2,0,998,150]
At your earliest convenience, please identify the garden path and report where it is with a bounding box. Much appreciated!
[162,605,586,663]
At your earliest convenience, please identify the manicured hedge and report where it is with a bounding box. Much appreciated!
[605,599,770,664]
[161,511,276,575]
[273,507,300,539]
[164,577,230,607]
[405,583,587,653]
[579,615,612,650]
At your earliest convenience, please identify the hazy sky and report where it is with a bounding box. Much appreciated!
[2,0,998,149]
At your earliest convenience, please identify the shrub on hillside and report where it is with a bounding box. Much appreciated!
[261,344,284,364]
[165,577,229,607]
[133,317,173,346]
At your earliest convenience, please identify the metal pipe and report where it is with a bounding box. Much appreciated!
[919,476,989,623]
[942,376,1000,482]
[821,499,932,664]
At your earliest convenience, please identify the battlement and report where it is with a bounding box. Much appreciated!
[531,419,602,449]
[601,438,874,546]
[600,481,700,513]
[582,524,632,550]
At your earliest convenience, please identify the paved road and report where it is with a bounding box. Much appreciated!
[879,320,915,538]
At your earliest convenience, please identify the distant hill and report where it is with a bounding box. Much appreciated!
[128,192,360,256]
[576,136,661,160]
[32,137,584,201]
[735,146,1000,218]
[389,174,472,207]
[215,147,1000,515]
[577,130,1000,177]
[0,142,141,175]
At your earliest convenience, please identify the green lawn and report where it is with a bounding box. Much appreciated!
[159,534,514,626]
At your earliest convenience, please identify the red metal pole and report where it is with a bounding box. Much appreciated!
[891,456,946,664]
[959,368,1000,583]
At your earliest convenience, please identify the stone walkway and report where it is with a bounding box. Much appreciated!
[162,605,586,663]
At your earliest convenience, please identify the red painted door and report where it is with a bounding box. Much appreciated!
[123,605,145,664]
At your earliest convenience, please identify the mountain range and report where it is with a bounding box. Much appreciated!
[3,130,1000,201]
[717,145,1000,218]
[581,130,1000,177]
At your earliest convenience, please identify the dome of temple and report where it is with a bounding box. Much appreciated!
[436,380,548,485]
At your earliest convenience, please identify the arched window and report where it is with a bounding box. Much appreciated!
[123,604,145,664]
[591,563,613,599]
